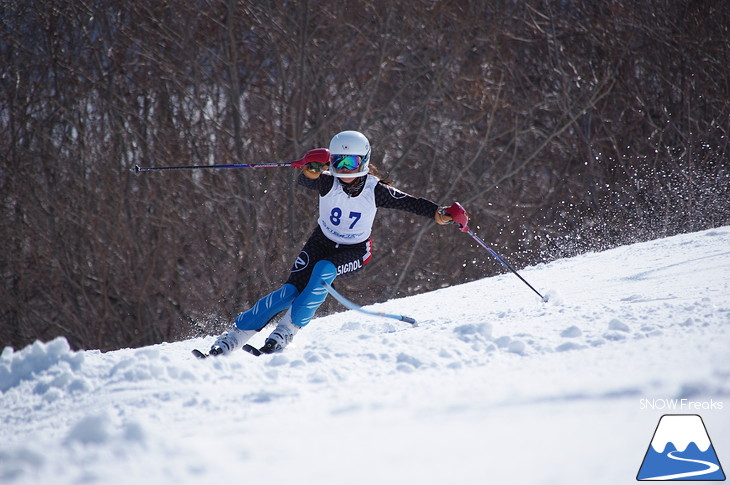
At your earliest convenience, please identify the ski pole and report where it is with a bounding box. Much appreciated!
[465,228,548,303]
[442,202,547,302]
[130,148,332,174]
[130,161,294,173]
[322,282,418,326]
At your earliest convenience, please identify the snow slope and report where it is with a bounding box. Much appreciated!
[1,227,729,485]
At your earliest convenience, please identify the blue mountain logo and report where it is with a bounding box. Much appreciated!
[637,414,726,481]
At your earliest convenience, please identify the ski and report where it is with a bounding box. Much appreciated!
[242,344,262,356]
[193,345,262,358]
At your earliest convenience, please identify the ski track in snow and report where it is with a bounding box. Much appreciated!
[1,227,729,484]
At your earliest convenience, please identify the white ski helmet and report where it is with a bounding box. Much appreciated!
[328,130,371,178]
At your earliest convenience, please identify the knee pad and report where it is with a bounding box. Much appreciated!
[291,260,337,327]
[234,283,299,331]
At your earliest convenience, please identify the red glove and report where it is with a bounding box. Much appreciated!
[291,148,330,169]
[435,202,470,232]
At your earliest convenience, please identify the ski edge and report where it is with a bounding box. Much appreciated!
[242,344,262,356]
[191,349,208,359]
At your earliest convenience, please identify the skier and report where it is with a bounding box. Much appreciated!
[209,130,468,356]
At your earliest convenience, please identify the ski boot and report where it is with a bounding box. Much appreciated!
[209,328,256,356]
[260,310,300,354]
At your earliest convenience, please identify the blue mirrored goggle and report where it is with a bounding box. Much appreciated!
[330,154,364,171]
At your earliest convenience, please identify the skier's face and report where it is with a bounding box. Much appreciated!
[331,154,365,182]
[337,166,360,183]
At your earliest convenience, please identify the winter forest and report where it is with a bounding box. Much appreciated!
[2,0,729,352]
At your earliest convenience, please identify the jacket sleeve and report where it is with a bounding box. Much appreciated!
[374,182,439,218]
[297,171,334,196]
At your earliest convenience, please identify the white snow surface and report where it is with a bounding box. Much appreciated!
[2,227,729,484]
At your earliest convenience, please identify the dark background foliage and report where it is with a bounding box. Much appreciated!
[2,0,728,351]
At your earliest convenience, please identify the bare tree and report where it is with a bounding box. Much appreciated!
[2,0,728,351]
